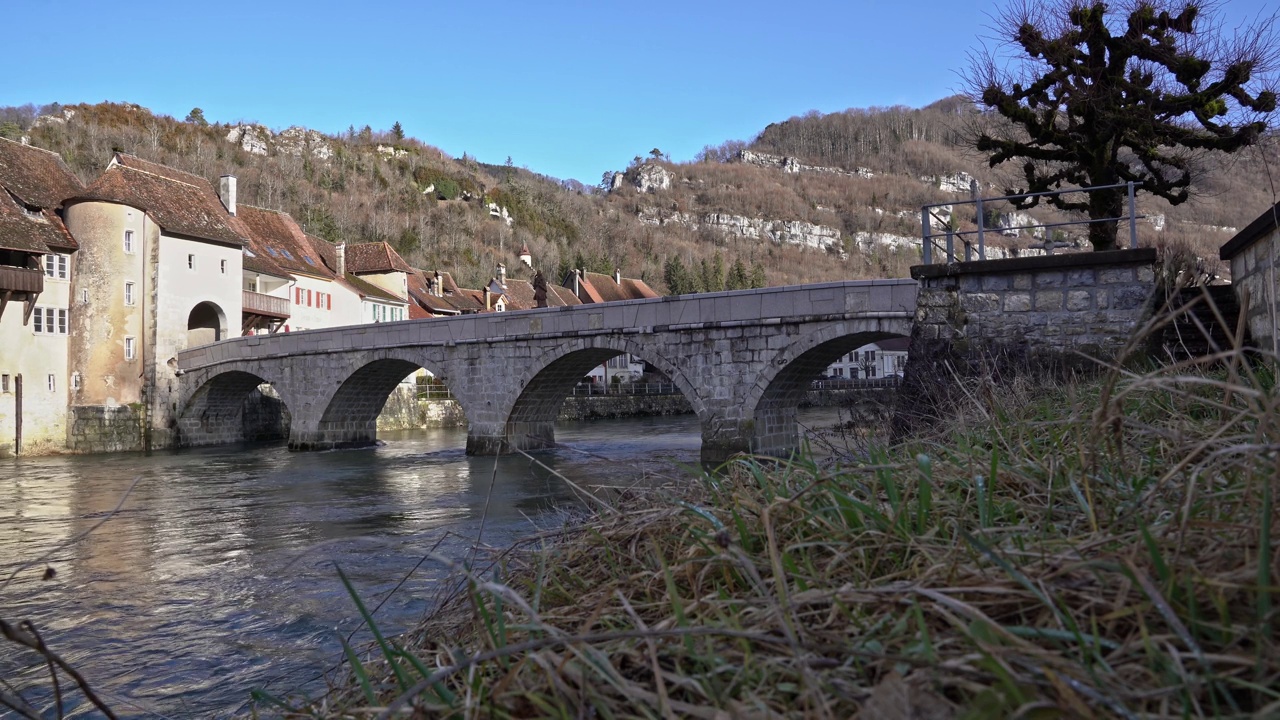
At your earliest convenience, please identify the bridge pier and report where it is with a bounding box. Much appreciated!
[288,420,379,451]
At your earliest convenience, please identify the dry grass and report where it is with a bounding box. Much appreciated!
[286,345,1279,717]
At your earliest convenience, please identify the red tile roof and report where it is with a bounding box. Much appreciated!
[345,241,414,274]
[406,268,461,316]
[70,153,246,246]
[499,278,581,310]
[0,138,84,209]
[304,233,339,273]
[238,205,335,279]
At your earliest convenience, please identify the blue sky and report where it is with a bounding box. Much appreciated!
[5,0,1275,183]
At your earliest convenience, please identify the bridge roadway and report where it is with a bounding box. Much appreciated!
[175,280,918,463]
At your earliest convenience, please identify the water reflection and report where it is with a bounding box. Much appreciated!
[0,414,720,717]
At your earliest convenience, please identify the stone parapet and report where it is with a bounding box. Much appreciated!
[897,249,1159,435]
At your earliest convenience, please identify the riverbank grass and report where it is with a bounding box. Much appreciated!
[298,353,1278,718]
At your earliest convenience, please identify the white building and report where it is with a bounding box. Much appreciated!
[0,138,83,456]
[825,337,910,379]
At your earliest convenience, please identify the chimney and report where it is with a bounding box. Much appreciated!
[573,268,582,295]
[614,268,621,284]
[497,263,507,288]
[483,284,491,311]
[335,243,346,277]
[433,271,443,296]
[218,175,237,216]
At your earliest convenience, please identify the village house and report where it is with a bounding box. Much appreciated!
[0,138,83,456]
[235,203,361,331]
[342,241,412,323]
[561,269,659,384]
[824,337,910,380]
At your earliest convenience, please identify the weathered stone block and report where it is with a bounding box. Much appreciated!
[982,275,1011,291]
[1004,293,1032,312]
[1099,268,1134,284]
[1066,269,1095,286]
[1035,272,1065,288]
[960,293,1001,312]
[1012,274,1033,290]
[1111,286,1150,310]
[1066,290,1093,311]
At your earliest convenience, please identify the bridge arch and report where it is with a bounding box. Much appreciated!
[743,317,912,458]
[470,335,708,455]
[176,369,295,448]
[293,349,467,451]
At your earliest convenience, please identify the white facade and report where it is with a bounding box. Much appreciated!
[0,252,72,456]
[826,341,908,379]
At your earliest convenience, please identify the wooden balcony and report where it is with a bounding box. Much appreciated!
[242,290,290,319]
[0,265,43,294]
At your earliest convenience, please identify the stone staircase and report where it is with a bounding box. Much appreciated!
[1153,284,1251,362]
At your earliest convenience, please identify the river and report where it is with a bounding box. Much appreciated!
[0,410,844,718]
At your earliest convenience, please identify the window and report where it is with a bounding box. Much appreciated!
[47,374,56,392]
[124,336,136,360]
[295,287,303,304]
[1,375,8,393]
[32,307,67,335]
[44,253,68,279]
[187,254,195,270]
[220,259,227,274]
[124,229,135,253]
[71,372,81,390]
[124,282,135,306]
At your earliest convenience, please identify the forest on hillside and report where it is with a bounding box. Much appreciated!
[2,98,1275,290]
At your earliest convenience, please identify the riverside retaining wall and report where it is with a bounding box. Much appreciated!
[896,249,1159,432]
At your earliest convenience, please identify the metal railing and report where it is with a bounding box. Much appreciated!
[572,382,681,397]
[417,385,454,400]
[809,376,901,391]
[0,265,43,294]
[922,181,1141,264]
[243,290,290,318]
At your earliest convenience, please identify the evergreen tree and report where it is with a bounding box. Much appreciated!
[391,121,405,141]
[750,261,767,289]
[726,259,749,290]
[663,255,692,295]
[709,252,725,292]
[184,107,208,126]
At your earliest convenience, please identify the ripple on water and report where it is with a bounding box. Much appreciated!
[0,416,706,716]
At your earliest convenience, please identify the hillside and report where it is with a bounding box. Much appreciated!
[1,99,1274,290]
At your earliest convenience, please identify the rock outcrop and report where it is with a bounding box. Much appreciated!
[638,207,845,256]
[738,150,874,178]
[224,124,333,160]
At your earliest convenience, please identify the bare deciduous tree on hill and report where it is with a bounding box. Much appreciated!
[967,0,1278,251]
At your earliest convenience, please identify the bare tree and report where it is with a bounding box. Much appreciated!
[965,0,1278,250]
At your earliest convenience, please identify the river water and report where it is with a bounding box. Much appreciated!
[0,410,847,718]
[0,415,725,718]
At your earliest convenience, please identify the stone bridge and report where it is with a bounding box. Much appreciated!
[174,280,917,463]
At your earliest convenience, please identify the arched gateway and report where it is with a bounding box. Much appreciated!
[175,281,917,463]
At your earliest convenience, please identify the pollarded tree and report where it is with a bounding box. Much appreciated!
[968,1,1277,250]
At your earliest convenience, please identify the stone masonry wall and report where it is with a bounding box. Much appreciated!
[67,405,144,453]
[897,249,1158,433]
[1223,225,1279,356]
